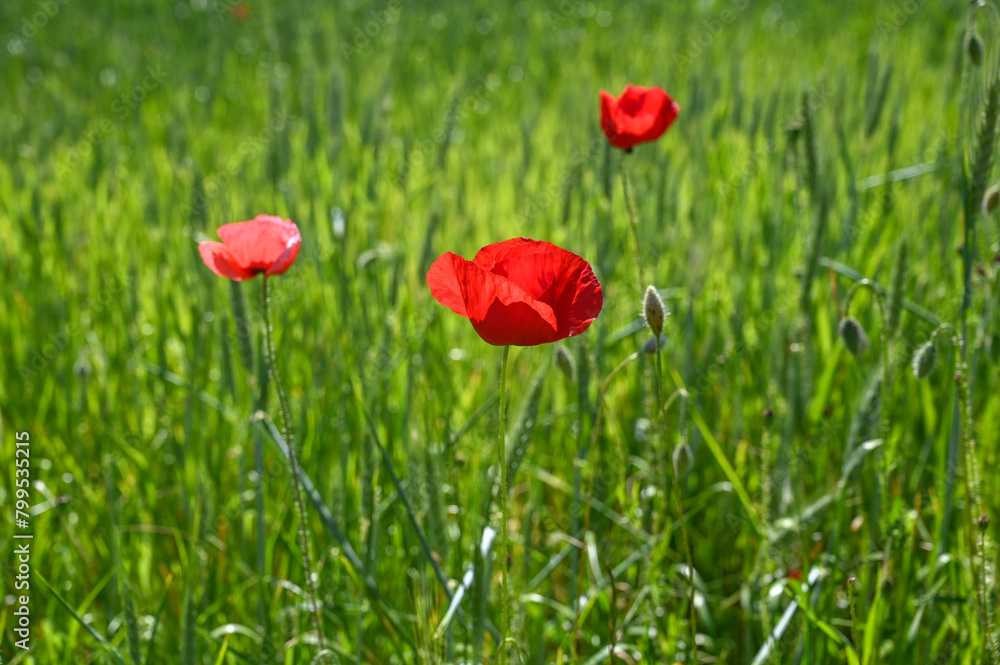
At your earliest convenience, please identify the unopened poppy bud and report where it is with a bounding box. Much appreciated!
[966,30,984,66]
[554,344,576,381]
[643,333,667,354]
[983,184,1000,216]
[838,317,870,356]
[979,514,990,532]
[643,286,667,336]
[673,442,693,477]
[911,341,937,380]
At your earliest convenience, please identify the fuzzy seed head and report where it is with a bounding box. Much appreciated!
[979,514,990,532]
[911,341,937,380]
[838,317,870,357]
[643,286,667,336]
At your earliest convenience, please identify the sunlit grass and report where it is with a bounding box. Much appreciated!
[1,0,998,663]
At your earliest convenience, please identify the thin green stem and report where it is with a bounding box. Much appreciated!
[980,522,998,664]
[980,522,990,663]
[652,341,697,662]
[572,352,641,645]
[844,280,891,539]
[261,277,327,660]
[847,578,862,651]
[757,420,775,662]
[498,344,511,665]
[620,152,646,291]
[957,358,988,652]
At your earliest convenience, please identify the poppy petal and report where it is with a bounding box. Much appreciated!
[199,242,255,281]
[468,267,558,339]
[427,252,471,318]
[471,298,560,346]
[428,248,561,346]
[600,85,679,150]
[216,215,301,275]
[472,237,553,272]
[600,90,620,146]
[482,241,602,339]
[266,234,301,276]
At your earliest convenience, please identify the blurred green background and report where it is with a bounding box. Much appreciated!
[1,0,999,663]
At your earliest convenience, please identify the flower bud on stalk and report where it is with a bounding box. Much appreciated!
[911,341,937,380]
[967,30,984,66]
[643,285,667,336]
[838,317,870,356]
[643,334,667,354]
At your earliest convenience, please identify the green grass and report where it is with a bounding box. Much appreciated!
[1,0,999,663]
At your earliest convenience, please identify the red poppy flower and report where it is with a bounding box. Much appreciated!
[199,214,301,281]
[427,238,603,346]
[600,84,680,150]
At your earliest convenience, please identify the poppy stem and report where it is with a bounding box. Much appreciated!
[260,277,328,660]
[620,152,646,291]
[652,339,697,662]
[498,344,511,665]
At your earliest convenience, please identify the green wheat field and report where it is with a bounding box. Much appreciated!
[2,0,1000,663]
